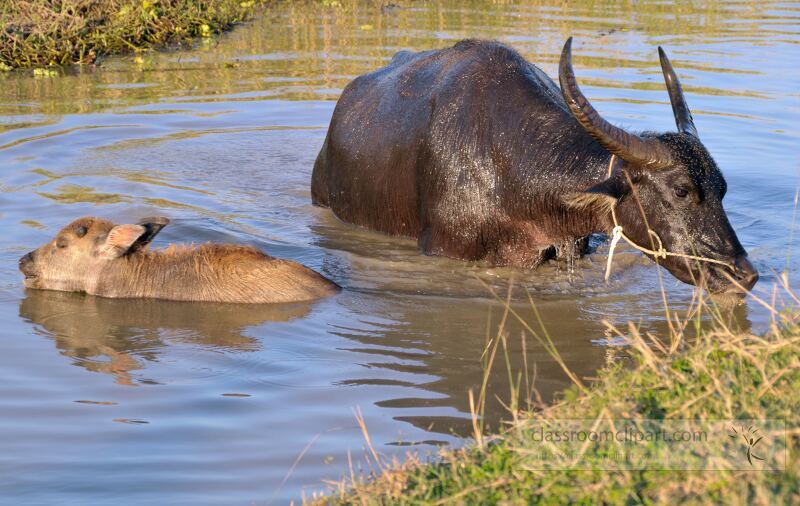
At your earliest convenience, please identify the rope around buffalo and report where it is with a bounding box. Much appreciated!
[602,155,735,281]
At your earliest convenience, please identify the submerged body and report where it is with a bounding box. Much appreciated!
[19,217,340,304]
[312,38,758,293]
[313,39,600,266]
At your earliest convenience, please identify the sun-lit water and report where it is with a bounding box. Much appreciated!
[0,1,798,503]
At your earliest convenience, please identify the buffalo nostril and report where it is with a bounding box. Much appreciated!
[740,270,759,290]
[19,252,33,268]
[732,254,758,290]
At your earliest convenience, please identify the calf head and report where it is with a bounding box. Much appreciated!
[19,216,169,293]
[560,38,757,293]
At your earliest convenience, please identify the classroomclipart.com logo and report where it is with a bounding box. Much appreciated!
[518,419,787,471]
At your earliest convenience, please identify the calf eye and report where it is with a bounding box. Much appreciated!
[674,187,689,198]
[75,226,88,238]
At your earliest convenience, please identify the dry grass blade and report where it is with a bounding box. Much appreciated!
[353,406,382,472]
[474,276,587,394]
[468,389,483,448]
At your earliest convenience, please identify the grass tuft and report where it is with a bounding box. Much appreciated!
[318,287,800,505]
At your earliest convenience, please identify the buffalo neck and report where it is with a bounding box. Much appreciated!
[92,249,204,300]
[512,120,617,243]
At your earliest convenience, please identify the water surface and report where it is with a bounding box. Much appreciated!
[0,1,798,503]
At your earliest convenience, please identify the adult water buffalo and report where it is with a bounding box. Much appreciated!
[311,38,758,293]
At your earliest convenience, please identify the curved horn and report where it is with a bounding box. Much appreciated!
[558,37,671,168]
[658,47,698,138]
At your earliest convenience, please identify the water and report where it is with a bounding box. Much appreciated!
[0,1,798,503]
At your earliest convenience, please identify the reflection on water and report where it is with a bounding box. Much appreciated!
[19,290,312,385]
[0,0,798,503]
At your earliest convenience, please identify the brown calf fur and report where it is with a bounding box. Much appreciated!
[18,216,340,304]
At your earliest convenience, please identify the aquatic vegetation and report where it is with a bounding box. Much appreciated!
[36,183,126,204]
[319,288,800,504]
[0,0,267,69]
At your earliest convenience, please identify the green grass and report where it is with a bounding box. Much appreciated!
[0,0,268,69]
[318,289,800,505]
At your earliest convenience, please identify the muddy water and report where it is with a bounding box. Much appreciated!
[0,1,798,503]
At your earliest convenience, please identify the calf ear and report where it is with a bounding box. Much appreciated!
[129,216,170,253]
[100,224,147,259]
[563,177,629,213]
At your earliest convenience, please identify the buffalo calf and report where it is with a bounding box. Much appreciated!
[19,217,340,303]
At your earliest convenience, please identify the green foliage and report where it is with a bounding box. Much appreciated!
[0,0,268,69]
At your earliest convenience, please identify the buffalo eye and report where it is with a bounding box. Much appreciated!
[674,187,689,199]
[75,226,88,238]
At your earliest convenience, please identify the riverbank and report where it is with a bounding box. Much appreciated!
[322,298,800,504]
[1,0,268,70]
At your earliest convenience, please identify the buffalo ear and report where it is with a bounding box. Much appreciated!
[129,216,170,253]
[100,224,147,259]
[563,177,629,212]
